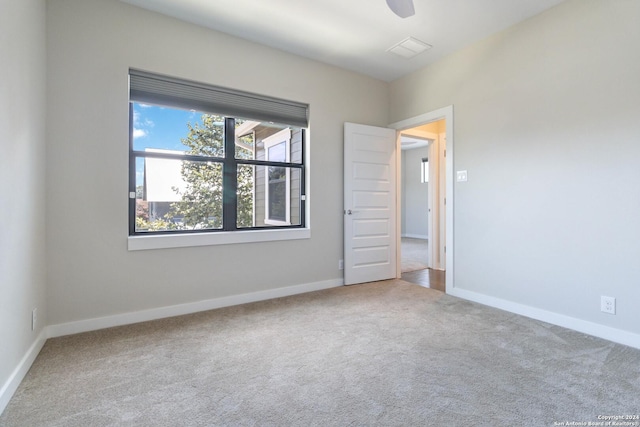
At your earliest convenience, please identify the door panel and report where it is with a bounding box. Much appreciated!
[344,123,397,285]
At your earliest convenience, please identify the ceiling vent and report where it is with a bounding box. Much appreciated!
[387,36,432,59]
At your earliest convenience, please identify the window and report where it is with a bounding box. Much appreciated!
[263,129,291,225]
[129,70,308,240]
[421,157,429,183]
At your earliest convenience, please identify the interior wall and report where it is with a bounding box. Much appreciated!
[390,0,640,336]
[0,0,47,407]
[401,147,429,239]
[45,0,389,325]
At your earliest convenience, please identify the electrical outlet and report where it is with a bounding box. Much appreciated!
[601,296,616,315]
[339,259,344,270]
[32,308,38,331]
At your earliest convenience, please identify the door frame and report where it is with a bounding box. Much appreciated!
[389,105,454,293]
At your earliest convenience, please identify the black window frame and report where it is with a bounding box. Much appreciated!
[128,71,307,237]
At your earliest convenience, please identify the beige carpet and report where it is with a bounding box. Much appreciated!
[401,237,429,272]
[2,280,639,426]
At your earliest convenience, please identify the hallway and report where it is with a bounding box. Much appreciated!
[400,237,445,292]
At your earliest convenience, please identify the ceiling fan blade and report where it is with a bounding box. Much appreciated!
[386,0,415,18]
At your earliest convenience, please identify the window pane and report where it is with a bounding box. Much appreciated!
[234,118,257,160]
[132,102,224,158]
[268,166,287,221]
[135,156,223,232]
[248,165,302,227]
[288,128,303,165]
[236,164,255,228]
[289,168,302,226]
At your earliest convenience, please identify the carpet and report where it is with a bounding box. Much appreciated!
[2,280,639,426]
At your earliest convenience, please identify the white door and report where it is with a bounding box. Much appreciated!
[344,123,397,285]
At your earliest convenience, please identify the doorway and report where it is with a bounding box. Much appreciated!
[342,106,454,291]
[398,121,445,291]
[389,106,453,293]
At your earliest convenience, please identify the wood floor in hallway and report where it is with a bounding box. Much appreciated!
[401,268,445,292]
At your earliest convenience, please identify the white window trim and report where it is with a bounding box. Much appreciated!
[263,128,292,226]
[128,228,311,251]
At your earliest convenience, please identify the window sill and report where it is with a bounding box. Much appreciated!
[128,228,311,251]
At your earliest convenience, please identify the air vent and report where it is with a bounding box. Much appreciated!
[387,36,432,59]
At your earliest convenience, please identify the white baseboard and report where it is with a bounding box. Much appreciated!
[448,287,640,350]
[1,279,343,416]
[401,234,428,240]
[48,279,344,338]
[10,279,636,417]
[0,329,47,415]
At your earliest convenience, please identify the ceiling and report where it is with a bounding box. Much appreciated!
[120,0,565,82]
[400,135,430,150]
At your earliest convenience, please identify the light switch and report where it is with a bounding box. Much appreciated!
[456,170,468,182]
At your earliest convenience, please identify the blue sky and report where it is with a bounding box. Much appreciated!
[132,102,204,152]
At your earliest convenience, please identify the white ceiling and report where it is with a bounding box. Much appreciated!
[401,135,430,150]
[121,0,565,82]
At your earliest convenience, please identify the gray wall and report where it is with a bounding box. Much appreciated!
[391,0,640,335]
[45,0,389,325]
[0,0,47,408]
[401,147,429,238]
